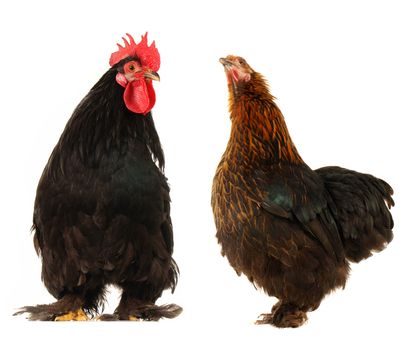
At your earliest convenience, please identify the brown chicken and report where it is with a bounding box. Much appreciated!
[212,55,394,328]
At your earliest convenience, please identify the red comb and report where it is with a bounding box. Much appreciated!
[109,33,160,71]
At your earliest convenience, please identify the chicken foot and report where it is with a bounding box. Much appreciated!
[55,308,89,321]
[256,301,308,328]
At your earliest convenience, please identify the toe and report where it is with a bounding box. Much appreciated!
[55,309,89,321]
[128,315,140,321]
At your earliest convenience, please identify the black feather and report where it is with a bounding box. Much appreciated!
[17,57,181,321]
[316,166,394,262]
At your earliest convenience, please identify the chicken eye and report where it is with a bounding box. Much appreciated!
[124,61,140,74]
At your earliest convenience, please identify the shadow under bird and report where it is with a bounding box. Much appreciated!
[212,55,394,328]
[15,33,182,321]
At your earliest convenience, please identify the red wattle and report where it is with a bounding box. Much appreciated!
[231,69,239,82]
[145,80,156,114]
[123,79,156,115]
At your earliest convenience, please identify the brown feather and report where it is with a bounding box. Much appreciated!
[212,55,393,328]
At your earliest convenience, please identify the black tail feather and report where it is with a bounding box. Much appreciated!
[316,166,394,262]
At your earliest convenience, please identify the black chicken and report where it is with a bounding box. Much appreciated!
[212,55,394,328]
[15,33,182,321]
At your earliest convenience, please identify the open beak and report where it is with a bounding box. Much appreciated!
[144,70,160,81]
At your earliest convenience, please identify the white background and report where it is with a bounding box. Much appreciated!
[1,0,408,348]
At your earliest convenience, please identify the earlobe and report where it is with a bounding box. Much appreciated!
[243,73,251,82]
[115,73,128,87]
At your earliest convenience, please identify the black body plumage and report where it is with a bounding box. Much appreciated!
[16,59,181,321]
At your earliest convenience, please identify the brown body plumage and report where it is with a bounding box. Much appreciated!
[212,56,394,327]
